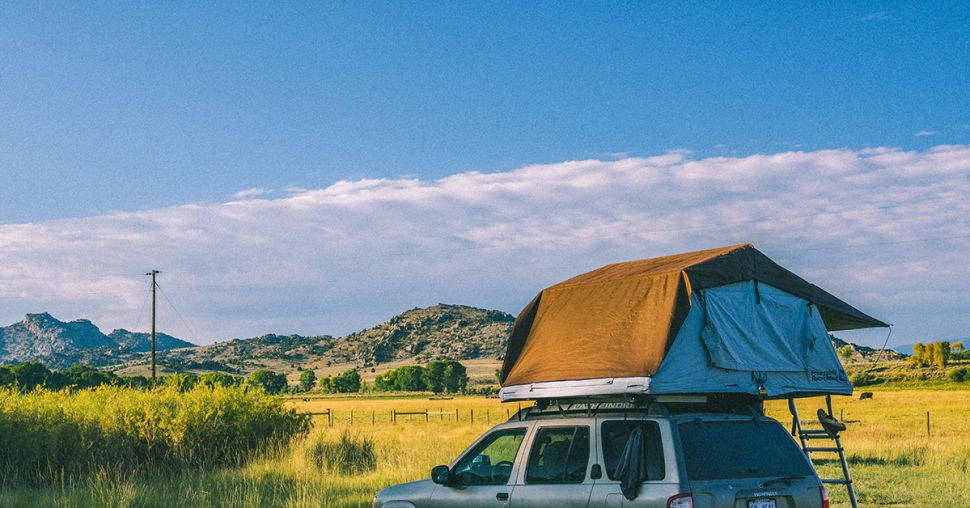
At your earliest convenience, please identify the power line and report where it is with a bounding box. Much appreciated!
[155,282,202,345]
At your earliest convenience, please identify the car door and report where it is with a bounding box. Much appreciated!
[588,418,679,508]
[509,423,594,508]
[430,426,530,508]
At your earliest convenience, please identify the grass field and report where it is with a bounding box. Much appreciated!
[1,388,967,507]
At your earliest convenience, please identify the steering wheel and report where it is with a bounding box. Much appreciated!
[490,461,514,483]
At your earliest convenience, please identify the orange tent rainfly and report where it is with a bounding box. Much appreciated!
[498,244,887,401]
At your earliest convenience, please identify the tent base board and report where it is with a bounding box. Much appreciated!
[499,376,651,402]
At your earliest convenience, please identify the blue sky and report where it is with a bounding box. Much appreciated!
[3,2,967,222]
[1,3,969,347]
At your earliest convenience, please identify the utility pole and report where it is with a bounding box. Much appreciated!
[146,270,159,385]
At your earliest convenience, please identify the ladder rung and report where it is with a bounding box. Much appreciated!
[800,433,836,440]
[804,446,843,452]
[821,478,852,485]
[800,429,830,436]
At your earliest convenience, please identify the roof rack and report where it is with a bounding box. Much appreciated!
[508,393,765,421]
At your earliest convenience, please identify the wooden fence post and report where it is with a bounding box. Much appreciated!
[350,409,353,426]
[372,410,375,425]
[425,409,429,422]
[471,409,474,423]
[927,411,931,437]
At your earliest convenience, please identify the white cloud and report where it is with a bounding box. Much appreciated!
[915,130,937,137]
[1,145,969,347]
[230,187,270,200]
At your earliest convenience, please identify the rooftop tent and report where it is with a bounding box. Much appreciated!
[498,244,887,401]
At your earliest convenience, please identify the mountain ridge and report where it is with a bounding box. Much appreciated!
[2,305,903,378]
[0,313,195,368]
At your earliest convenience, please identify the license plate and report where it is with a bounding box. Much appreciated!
[748,499,776,508]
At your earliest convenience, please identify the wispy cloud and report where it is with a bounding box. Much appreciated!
[230,188,270,200]
[1,146,969,346]
[915,130,937,137]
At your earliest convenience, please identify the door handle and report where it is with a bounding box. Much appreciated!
[496,492,510,501]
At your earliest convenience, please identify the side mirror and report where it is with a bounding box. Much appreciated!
[431,465,452,485]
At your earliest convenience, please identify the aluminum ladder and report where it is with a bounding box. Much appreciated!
[788,394,858,508]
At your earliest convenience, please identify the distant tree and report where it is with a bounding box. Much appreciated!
[837,345,854,363]
[61,364,119,389]
[422,361,448,393]
[247,369,288,394]
[443,361,468,393]
[199,371,240,388]
[952,342,965,353]
[299,370,317,392]
[0,365,14,387]
[331,370,361,393]
[392,366,426,391]
[319,376,333,392]
[120,375,152,389]
[164,372,199,392]
[372,374,390,392]
[494,368,502,384]
[936,341,951,368]
[911,343,925,367]
[12,362,51,391]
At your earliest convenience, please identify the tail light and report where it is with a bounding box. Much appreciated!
[820,486,830,508]
[668,493,694,508]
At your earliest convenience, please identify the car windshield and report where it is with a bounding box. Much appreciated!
[678,419,813,481]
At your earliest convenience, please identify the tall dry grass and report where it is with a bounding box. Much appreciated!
[0,384,309,484]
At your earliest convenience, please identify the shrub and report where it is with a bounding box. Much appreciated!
[850,371,878,387]
[0,384,309,484]
[306,430,376,474]
[949,368,969,383]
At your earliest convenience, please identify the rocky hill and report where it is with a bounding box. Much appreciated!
[138,304,514,375]
[830,334,905,362]
[0,313,195,368]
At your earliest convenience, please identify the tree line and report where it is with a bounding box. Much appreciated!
[909,341,966,368]
[0,360,473,396]
[312,360,470,394]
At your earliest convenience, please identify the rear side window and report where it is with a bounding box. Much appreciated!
[526,426,590,484]
[678,419,813,480]
[601,421,666,481]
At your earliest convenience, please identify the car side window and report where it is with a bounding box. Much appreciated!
[525,426,590,484]
[451,428,527,485]
[601,420,665,481]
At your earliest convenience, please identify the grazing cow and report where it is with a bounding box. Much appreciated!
[859,392,873,400]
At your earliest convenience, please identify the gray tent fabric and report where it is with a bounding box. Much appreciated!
[614,425,646,501]
[649,282,852,397]
[700,281,816,372]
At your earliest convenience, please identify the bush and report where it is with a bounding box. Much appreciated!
[306,430,376,474]
[949,368,969,383]
[0,384,309,484]
[850,371,878,387]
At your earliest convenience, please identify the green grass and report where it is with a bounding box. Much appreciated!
[2,390,968,507]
